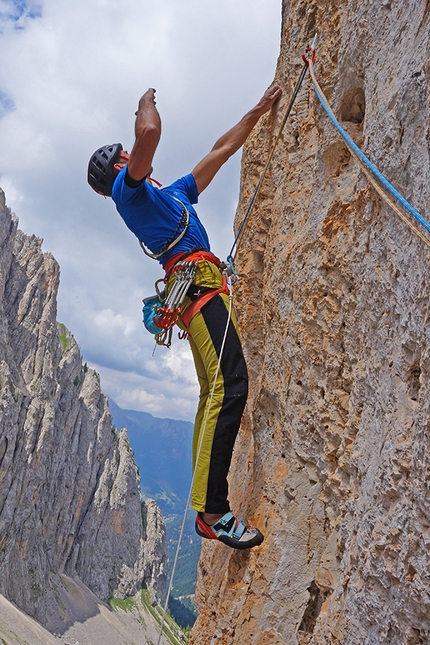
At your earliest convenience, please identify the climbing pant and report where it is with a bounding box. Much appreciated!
[186,292,248,514]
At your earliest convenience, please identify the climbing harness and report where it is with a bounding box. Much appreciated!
[160,260,198,345]
[226,35,318,276]
[161,260,198,323]
[155,277,234,645]
[143,250,227,348]
[307,56,430,248]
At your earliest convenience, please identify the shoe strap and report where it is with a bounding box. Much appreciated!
[232,518,246,539]
[213,512,246,539]
[213,512,235,535]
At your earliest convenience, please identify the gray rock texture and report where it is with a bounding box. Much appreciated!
[0,188,167,630]
[190,1,430,644]
[0,578,175,645]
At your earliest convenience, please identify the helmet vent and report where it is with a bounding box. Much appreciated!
[87,143,123,196]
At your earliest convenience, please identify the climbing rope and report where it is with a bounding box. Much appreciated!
[227,35,318,274]
[307,56,430,248]
[156,280,234,645]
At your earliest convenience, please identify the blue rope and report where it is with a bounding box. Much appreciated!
[309,63,430,235]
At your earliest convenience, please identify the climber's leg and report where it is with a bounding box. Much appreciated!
[187,293,248,515]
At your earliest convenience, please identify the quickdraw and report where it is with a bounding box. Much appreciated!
[156,260,198,327]
[150,259,198,348]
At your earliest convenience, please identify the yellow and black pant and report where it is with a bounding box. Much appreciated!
[171,255,248,515]
[187,292,248,513]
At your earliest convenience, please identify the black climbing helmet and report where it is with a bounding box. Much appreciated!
[87,143,123,197]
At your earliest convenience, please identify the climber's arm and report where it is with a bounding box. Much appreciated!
[192,84,282,194]
[127,88,162,182]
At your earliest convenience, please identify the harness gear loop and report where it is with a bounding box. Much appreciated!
[152,260,198,338]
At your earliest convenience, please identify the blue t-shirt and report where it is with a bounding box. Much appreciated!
[111,168,210,267]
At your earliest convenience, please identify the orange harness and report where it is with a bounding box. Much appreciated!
[164,250,229,329]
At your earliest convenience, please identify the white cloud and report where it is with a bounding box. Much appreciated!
[92,347,199,420]
[0,0,42,35]
[0,0,281,420]
[159,342,196,385]
[93,308,138,338]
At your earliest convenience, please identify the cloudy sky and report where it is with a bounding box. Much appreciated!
[0,0,281,421]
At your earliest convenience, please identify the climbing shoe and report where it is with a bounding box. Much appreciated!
[195,512,264,550]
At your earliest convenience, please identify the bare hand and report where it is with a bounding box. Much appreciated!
[135,88,157,115]
[256,84,283,115]
[143,88,156,101]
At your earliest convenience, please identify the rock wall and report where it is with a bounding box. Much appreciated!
[0,189,167,628]
[191,1,430,644]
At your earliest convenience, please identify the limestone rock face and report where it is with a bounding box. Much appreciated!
[190,2,430,644]
[0,189,167,628]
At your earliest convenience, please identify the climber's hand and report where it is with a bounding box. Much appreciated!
[255,84,283,116]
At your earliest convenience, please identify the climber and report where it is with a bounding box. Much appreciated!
[87,82,282,549]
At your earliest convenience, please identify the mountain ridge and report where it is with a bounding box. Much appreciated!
[108,397,200,625]
[108,397,194,516]
[0,189,170,644]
